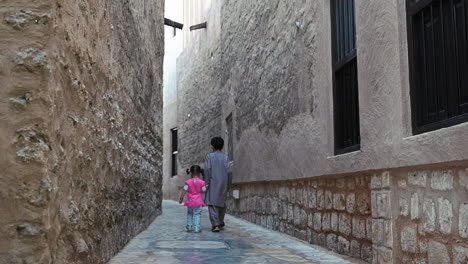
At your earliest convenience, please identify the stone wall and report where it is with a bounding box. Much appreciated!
[227,175,373,262]
[228,167,468,263]
[393,167,468,264]
[0,0,164,263]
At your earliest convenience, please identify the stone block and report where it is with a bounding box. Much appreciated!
[339,213,351,236]
[307,213,313,228]
[325,190,333,209]
[270,199,278,215]
[428,241,450,264]
[460,169,468,190]
[313,212,322,231]
[408,171,427,187]
[371,174,382,189]
[430,170,454,190]
[459,203,468,238]
[293,206,301,226]
[422,198,435,232]
[346,193,355,213]
[357,192,371,215]
[337,236,350,255]
[350,240,361,259]
[296,188,303,205]
[279,187,288,202]
[331,212,338,232]
[333,193,346,211]
[401,225,418,253]
[366,217,373,240]
[347,178,356,190]
[317,190,324,210]
[299,208,308,227]
[411,192,420,220]
[352,217,366,239]
[281,202,288,220]
[287,204,294,223]
[308,189,317,209]
[317,233,326,247]
[454,246,468,264]
[419,240,427,254]
[372,246,393,264]
[361,243,373,263]
[322,213,331,231]
[437,197,452,234]
[398,179,407,189]
[372,190,391,219]
[337,178,346,188]
[400,198,409,216]
[372,219,392,247]
[326,234,338,252]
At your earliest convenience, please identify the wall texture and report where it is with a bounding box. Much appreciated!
[0,0,164,263]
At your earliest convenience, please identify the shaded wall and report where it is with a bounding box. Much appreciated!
[0,0,164,263]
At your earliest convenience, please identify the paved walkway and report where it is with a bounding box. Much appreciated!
[109,201,360,264]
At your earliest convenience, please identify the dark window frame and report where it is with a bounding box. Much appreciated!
[407,0,468,134]
[171,128,178,176]
[331,0,361,155]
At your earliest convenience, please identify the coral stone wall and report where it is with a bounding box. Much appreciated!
[0,0,164,263]
[393,168,468,264]
[227,176,373,262]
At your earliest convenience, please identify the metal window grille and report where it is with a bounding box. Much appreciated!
[408,0,468,134]
[331,0,361,154]
[171,128,178,176]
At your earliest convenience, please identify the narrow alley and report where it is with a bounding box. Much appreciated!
[109,201,360,264]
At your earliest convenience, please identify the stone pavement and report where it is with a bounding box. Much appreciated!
[109,200,361,264]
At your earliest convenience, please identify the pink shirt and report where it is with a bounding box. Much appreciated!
[184,177,207,207]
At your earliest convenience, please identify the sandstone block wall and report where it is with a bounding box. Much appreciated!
[228,167,468,263]
[393,167,468,264]
[0,1,164,263]
[227,176,373,262]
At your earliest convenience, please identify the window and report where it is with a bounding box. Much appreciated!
[171,128,178,176]
[226,114,234,160]
[331,0,361,154]
[408,0,468,134]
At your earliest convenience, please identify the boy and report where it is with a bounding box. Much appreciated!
[204,137,233,232]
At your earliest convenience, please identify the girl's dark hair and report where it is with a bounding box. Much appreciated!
[186,165,204,176]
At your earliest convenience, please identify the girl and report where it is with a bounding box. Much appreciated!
[179,165,208,233]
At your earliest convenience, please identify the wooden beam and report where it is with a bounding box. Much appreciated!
[190,22,207,31]
[164,18,183,30]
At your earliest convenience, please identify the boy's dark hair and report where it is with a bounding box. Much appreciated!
[187,165,204,176]
[211,137,224,150]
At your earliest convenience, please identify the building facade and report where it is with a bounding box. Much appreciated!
[166,0,468,263]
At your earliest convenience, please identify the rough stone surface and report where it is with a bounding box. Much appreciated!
[422,199,436,232]
[454,246,468,264]
[411,193,420,220]
[0,1,164,263]
[430,171,454,190]
[401,225,417,253]
[400,198,409,216]
[460,203,468,238]
[437,197,452,234]
[427,241,450,264]
[408,172,427,187]
[460,169,468,190]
